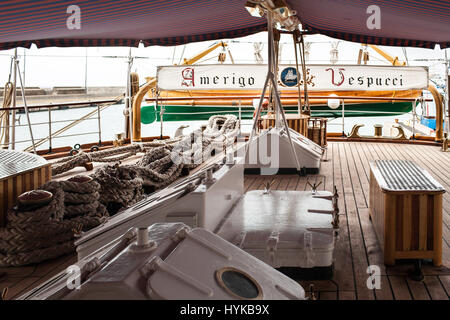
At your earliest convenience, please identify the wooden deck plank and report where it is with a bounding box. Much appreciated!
[286,175,300,190]
[344,144,389,286]
[338,142,375,299]
[338,291,357,300]
[246,175,265,191]
[243,175,256,191]
[375,276,394,300]
[343,143,367,209]
[438,275,450,298]
[406,278,430,300]
[389,275,412,300]
[10,254,76,299]
[1,276,40,300]
[329,143,356,293]
[423,276,449,300]
[319,291,338,300]
[348,143,370,207]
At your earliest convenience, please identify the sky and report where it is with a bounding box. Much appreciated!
[0,32,448,89]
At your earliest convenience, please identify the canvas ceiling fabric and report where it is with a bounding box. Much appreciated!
[0,0,448,50]
[0,0,266,50]
[288,0,450,49]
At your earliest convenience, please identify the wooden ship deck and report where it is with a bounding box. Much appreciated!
[1,140,449,300]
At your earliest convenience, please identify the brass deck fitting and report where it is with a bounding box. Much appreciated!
[374,124,383,138]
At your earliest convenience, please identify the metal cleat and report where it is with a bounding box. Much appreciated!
[348,124,364,138]
[307,180,322,194]
[442,133,448,152]
[332,187,340,228]
[392,124,407,140]
[263,179,276,194]
[332,212,340,229]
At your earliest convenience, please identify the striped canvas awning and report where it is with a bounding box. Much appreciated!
[0,0,266,50]
[288,0,450,49]
[0,0,448,50]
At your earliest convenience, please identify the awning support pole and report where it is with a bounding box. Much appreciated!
[292,31,303,115]
[297,32,310,114]
[11,49,17,150]
[15,52,36,153]
[125,48,134,144]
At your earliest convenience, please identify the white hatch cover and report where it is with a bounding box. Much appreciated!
[147,228,305,300]
[217,190,335,268]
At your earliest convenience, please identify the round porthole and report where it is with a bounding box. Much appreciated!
[215,267,262,300]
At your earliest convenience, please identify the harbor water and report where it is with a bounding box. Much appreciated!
[9,103,417,152]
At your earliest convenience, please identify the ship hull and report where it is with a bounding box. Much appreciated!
[141,89,419,123]
[140,101,413,123]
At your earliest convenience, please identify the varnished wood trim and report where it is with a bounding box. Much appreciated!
[418,195,428,251]
[433,195,442,266]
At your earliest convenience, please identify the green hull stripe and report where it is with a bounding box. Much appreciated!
[140,102,413,124]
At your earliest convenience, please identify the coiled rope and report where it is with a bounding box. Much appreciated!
[0,114,240,266]
[51,138,181,176]
[0,178,108,267]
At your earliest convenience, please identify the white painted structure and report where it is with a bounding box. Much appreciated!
[238,127,323,174]
[76,158,244,259]
[21,223,305,300]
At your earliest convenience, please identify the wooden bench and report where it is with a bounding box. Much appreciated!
[369,160,445,266]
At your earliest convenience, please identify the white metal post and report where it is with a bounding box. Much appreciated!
[341,99,345,137]
[125,48,134,144]
[238,99,242,136]
[412,99,417,139]
[15,57,36,153]
[11,49,17,150]
[84,48,88,93]
[445,49,449,133]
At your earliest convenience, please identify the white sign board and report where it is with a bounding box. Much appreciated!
[157,64,428,91]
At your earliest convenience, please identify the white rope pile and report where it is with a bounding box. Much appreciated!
[203,114,240,151]
[172,115,239,167]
